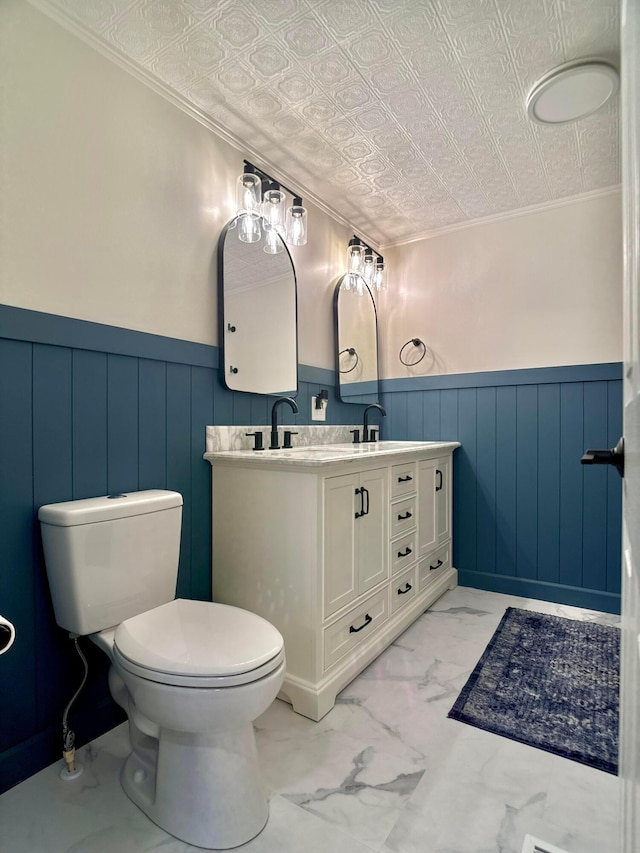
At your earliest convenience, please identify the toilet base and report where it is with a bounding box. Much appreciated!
[121,722,269,849]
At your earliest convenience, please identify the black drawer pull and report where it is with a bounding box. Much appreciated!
[349,613,372,633]
[397,511,412,520]
[436,469,443,491]
[430,559,443,571]
[397,475,413,483]
[397,546,412,558]
[397,582,412,595]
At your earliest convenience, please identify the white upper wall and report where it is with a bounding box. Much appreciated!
[0,0,348,369]
[1,2,622,377]
[379,190,622,378]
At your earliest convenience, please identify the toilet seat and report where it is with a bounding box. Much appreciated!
[112,598,285,688]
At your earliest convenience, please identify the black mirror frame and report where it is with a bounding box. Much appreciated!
[218,217,299,396]
[333,275,380,405]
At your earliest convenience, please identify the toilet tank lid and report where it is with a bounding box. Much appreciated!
[38,490,183,526]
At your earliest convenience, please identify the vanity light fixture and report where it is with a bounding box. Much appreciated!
[526,59,618,124]
[344,236,388,295]
[235,161,308,252]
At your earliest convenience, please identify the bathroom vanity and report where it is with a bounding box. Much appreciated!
[205,434,459,720]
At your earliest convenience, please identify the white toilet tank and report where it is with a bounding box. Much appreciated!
[39,490,183,636]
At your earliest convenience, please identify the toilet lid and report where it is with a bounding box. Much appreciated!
[114,599,284,678]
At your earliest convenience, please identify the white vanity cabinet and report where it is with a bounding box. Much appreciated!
[206,442,458,721]
[323,467,388,618]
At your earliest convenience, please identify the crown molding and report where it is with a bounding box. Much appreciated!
[379,185,622,249]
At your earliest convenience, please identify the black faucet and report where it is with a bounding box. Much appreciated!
[270,396,299,449]
[362,403,386,443]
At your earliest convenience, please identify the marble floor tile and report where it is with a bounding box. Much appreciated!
[0,587,622,853]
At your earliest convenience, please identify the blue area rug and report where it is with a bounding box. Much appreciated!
[448,607,620,774]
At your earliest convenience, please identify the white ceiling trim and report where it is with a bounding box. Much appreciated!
[380,184,621,249]
[27,0,383,251]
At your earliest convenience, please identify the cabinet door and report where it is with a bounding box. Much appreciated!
[417,458,438,557]
[357,467,389,594]
[323,473,358,618]
[435,456,451,544]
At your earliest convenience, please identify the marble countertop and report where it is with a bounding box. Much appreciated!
[204,440,460,467]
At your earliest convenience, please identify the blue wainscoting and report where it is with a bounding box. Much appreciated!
[0,305,360,793]
[381,364,623,614]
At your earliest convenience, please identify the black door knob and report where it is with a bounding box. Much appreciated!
[581,436,624,477]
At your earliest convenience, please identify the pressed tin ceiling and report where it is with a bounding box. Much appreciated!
[33,0,620,246]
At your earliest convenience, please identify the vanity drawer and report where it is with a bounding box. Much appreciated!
[323,588,388,672]
[418,541,451,590]
[391,566,417,614]
[391,531,416,576]
[391,496,416,538]
[391,462,417,499]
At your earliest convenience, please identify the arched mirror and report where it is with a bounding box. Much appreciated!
[334,276,379,404]
[219,218,298,395]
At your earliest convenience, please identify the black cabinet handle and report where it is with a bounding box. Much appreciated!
[436,470,443,491]
[397,475,413,483]
[354,487,364,518]
[397,511,412,520]
[362,486,370,516]
[397,582,412,595]
[430,559,443,571]
[397,546,412,558]
[349,613,372,633]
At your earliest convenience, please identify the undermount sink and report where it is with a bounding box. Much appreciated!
[268,447,355,457]
[266,441,445,457]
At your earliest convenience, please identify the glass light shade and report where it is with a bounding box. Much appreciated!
[286,203,307,246]
[236,172,261,217]
[347,241,364,274]
[355,274,365,297]
[263,224,284,254]
[238,213,261,243]
[263,188,286,233]
[374,260,387,291]
[362,251,376,285]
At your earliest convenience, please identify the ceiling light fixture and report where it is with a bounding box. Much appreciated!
[235,161,308,253]
[526,59,618,125]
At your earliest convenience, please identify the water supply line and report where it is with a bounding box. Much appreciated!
[60,635,88,781]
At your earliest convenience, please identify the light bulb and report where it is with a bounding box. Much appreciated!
[238,213,261,243]
[374,260,386,291]
[235,172,261,217]
[286,200,307,246]
[355,275,365,297]
[264,224,284,254]
[347,238,363,274]
[263,185,286,234]
[362,250,376,285]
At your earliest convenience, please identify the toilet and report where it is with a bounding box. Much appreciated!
[38,489,285,850]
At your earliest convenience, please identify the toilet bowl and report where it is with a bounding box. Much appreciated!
[38,490,285,850]
[93,598,285,849]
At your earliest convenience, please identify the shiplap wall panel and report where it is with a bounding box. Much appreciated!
[138,358,168,491]
[382,369,622,612]
[0,340,36,752]
[0,307,357,792]
[476,387,497,577]
[537,383,561,586]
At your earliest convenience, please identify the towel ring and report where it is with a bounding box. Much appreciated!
[339,347,359,374]
[399,338,427,366]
